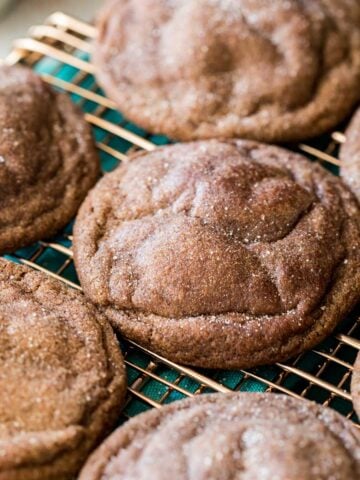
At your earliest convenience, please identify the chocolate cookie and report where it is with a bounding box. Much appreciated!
[351,352,360,419]
[0,259,127,480]
[94,0,360,142]
[73,140,360,369]
[340,108,360,202]
[0,64,100,254]
[79,393,360,480]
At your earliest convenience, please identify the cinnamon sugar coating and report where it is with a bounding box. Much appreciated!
[73,140,360,369]
[0,65,100,254]
[0,259,127,480]
[79,393,360,480]
[94,0,360,142]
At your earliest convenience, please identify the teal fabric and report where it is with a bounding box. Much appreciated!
[4,54,358,425]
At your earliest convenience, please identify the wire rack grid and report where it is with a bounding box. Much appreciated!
[2,11,359,425]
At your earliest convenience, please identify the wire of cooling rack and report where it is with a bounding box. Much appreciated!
[3,11,359,424]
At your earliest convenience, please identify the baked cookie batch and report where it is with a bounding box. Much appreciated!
[0,0,360,478]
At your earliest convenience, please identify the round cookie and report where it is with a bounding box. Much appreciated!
[340,108,360,202]
[79,393,360,480]
[0,64,100,254]
[351,351,360,419]
[73,140,360,369]
[94,0,360,142]
[0,258,127,480]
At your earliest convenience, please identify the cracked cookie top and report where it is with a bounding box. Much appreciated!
[340,108,360,202]
[79,393,360,480]
[73,140,360,369]
[0,65,100,254]
[94,0,360,142]
[0,259,127,480]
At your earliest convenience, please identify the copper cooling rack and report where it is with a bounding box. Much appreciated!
[2,11,359,424]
